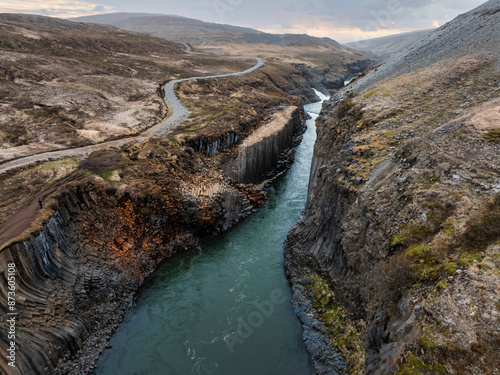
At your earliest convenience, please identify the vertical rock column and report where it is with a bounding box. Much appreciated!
[236,106,302,184]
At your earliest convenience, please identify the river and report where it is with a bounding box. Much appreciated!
[93,90,329,375]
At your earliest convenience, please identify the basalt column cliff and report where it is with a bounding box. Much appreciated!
[0,103,305,374]
[286,1,500,374]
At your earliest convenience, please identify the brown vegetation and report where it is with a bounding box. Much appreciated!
[0,14,254,161]
[173,62,306,143]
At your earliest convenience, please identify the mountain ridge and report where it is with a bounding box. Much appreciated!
[70,12,345,50]
[344,29,434,61]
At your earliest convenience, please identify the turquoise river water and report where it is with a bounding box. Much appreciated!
[94,91,328,375]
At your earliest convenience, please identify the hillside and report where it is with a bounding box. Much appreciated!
[71,12,376,87]
[286,0,500,373]
[344,29,433,61]
[347,1,500,91]
[71,12,346,49]
[0,14,259,162]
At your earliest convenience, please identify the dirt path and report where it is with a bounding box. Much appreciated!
[0,56,264,175]
[0,171,89,249]
[0,196,42,248]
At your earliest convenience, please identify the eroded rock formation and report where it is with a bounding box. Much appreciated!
[0,106,305,375]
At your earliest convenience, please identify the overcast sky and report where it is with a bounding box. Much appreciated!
[0,0,487,42]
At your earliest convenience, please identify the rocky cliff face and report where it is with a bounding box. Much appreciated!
[232,106,304,184]
[0,106,304,374]
[293,59,374,99]
[285,1,500,374]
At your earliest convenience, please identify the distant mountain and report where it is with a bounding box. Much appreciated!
[71,12,344,50]
[70,12,377,94]
[344,29,433,61]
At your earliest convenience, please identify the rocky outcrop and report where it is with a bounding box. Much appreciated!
[229,106,304,184]
[285,2,500,372]
[285,91,500,374]
[293,59,374,99]
[0,179,255,375]
[0,104,306,375]
[186,131,240,157]
[0,184,196,375]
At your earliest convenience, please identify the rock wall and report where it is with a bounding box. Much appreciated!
[232,106,304,184]
[0,182,258,375]
[293,59,374,99]
[283,93,423,375]
[0,185,190,375]
[285,74,500,373]
[0,105,305,375]
[186,131,241,158]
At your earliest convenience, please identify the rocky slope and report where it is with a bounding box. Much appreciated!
[344,30,434,62]
[285,1,500,374]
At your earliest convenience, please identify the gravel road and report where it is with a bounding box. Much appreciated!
[0,56,264,174]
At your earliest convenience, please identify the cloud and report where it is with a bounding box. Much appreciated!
[0,0,115,18]
[224,0,486,42]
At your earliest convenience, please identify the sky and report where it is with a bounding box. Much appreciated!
[0,0,488,42]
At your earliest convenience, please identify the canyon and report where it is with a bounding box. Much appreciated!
[1,1,499,374]
[0,100,307,375]
[0,13,372,375]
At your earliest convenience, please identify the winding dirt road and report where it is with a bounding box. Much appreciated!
[0,57,264,175]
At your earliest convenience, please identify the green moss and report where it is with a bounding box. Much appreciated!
[407,243,432,260]
[443,262,458,274]
[99,170,115,181]
[435,280,448,290]
[417,328,438,350]
[309,274,365,374]
[423,172,440,183]
[364,88,379,98]
[395,195,498,285]
[391,223,432,247]
[397,354,446,375]
[443,218,455,236]
[483,128,500,143]
[457,252,483,267]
